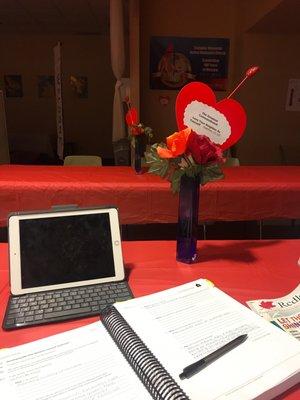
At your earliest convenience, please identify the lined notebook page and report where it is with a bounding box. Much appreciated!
[0,322,152,400]
[115,279,300,400]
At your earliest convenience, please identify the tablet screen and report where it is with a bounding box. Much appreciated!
[19,213,115,289]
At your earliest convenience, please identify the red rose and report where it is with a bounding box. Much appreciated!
[186,132,224,165]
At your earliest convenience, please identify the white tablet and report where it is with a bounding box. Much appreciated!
[8,206,125,295]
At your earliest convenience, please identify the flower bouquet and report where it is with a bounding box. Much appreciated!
[146,127,224,193]
[145,127,224,263]
[145,66,259,263]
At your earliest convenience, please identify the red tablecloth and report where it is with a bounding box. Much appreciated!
[0,165,299,226]
[0,240,299,399]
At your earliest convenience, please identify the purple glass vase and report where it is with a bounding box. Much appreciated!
[176,173,200,263]
[133,135,142,174]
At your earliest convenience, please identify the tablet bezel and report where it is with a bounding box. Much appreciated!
[8,207,125,295]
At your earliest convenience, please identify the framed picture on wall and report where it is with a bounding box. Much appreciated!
[38,75,55,98]
[4,75,23,97]
[70,75,88,98]
[150,37,230,91]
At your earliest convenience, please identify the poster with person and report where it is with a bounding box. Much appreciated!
[150,36,229,91]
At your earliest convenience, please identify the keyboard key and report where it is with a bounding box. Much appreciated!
[8,309,21,316]
[44,307,91,319]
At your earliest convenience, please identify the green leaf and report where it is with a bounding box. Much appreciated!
[145,144,171,179]
[145,144,224,192]
[170,169,184,193]
[148,159,169,178]
[201,163,224,185]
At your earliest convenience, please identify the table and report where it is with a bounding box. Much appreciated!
[0,240,299,398]
[0,239,300,400]
[0,165,299,227]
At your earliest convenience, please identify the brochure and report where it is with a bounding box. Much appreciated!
[247,284,300,340]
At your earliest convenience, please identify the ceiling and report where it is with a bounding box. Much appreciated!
[0,0,111,35]
[0,0,298,36]
[249,0,300,34]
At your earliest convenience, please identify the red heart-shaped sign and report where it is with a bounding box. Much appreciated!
[176,82,247,150]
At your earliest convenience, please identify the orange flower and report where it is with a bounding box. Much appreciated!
[157,128,191,158]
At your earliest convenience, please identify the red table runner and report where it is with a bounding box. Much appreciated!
[0,165,300,226]
[0,240,299,398]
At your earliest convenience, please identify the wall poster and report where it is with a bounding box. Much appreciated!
[150,37,230,91]
[4,75,23,97]
[38,75,55,98]
[70,76,88,98]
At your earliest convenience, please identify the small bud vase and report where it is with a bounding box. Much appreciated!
[176,173,200,263]
[132,135,143,174]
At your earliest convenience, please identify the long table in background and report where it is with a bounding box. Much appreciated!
[0,165,299,227]
[0,239,299,399]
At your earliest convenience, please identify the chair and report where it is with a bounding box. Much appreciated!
[279,145,300,165]
[63,155,102,166]
[224,157,240,167]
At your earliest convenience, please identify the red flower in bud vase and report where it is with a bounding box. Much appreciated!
[125,107,138,126]
[125,100,154,141]
[125,108,143,136]
[146,128,224,193]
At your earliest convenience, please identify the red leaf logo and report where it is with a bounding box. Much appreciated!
[259,301,275,309]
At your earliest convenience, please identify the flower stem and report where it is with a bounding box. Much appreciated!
[183,154,193,167]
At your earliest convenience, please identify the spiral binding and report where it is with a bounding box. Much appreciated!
[102,306,190,400]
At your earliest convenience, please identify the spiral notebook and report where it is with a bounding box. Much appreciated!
[1,279,300,400]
